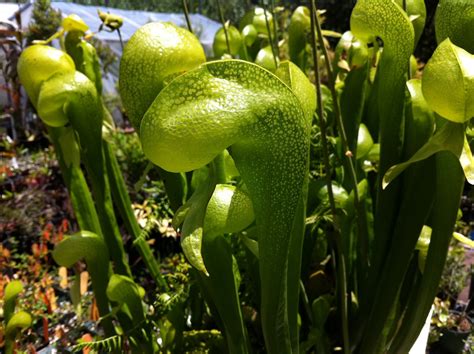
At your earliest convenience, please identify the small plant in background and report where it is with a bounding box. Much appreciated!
[430,297,473,353]
[1,281,32,354]
[429,231,473,353]
[25,0,61,45]
[438,240,470,301]
[0,18,24,140]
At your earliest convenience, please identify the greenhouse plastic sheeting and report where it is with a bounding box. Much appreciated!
[50,2,221,57]
[0,2,221,98]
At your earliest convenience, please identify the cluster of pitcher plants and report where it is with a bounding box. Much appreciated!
[4,0,473,352]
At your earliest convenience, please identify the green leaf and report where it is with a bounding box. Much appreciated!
[311,296,330,329]
[275,61,316,122]
[203,184,254,237]
[241,24,257,47]
[435,0,474,53]
[317,182,349,207]
[240,231,259,258]
[173,165,216,275]
[139,59,310,353]
[388,152,465,353]
[65,31,103,93]
[199,182,254,352]
[5,311,32,340]
[357,124,374,160]
[460,135,474,184]
[119,22,206,130]
[453,231,474,248]
[17,45,75,108]
[404,79,436,159]
[62,14,89,32]
[103,141,168,290]
[288,6,310,68]
[52,231,112,322]
[39,70,131,277]
[246,7,274,36]
[415,225,432,273]
[198,230,250,353]
[213,25,243,58]
[106,274,145,325]
[57,126,80,168]
[383,121,464,188]
[350,2,415,282]
[394,0,427,46]
[255,46,278,72]
[3,281,23,325]
[422,39,474,123]
[72,335,123,353]
[106,275,155,353]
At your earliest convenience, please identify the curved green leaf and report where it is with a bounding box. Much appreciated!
[17,46,126,277]
[47,126,103,239]
[103,140,168,290]
[119,22,206,130]
[351,0,414,173]
[199,215,251,353]
[453,231,474,248]
[106,274,145,325]
[17,45,75,109]
[3,281,23,325]
[350,1,415,266]
[106,275,154,353]
[140,59,310,353]
[275,61,316,121]
[39,70,130,277]
[65,31,103,93]
[5,311,32,340]
[239,7,274,36]
[196,183,254,353]
[204,184,254,237]
[213,25,243,58]
[172,164,216,275]
[255,45,278,72]
[52,231,112,323]
[350,3,419,352]
[37,71,102,157]
[311,296,330,329]
[62,14,89,32]
[288,6,310,69]
[383,121,464,188]
[241,24,257,47]
[422,39,474,123]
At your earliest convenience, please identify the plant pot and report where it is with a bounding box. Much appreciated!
[437,312,472,354]
[438,328,470,354]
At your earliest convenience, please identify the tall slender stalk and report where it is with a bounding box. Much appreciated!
[311,2,360,203]
[182,0,193,34]
[117,28,124,51]
[262,3,278,68]
[216,0,231,55]
[270,0,280,58]
[104,140,169,291]
[310,2,350,353]
[311,0,369,280]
